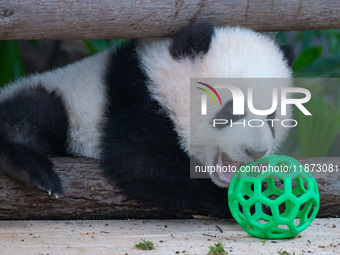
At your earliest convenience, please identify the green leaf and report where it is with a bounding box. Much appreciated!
[0,41,25,87]
[295,55,340,78]
[88,40,110,52]
[83,40,97,55]
[83,39,130,55]
[293,46,322,73]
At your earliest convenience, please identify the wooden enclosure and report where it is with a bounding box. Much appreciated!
[0,0,339,220]
[0,0,339,253]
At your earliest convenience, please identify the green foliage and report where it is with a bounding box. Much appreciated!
[297,95,340,157]
[135,240,155,250]
[277,30,340,78]
[325,30,340,54]
[277,30,340,156]
[83,39,129,55]
[293,46,322,73]
[0,39,130,87]
[0,41,25,87]
[277,249,295,255]
[208,243,228,255]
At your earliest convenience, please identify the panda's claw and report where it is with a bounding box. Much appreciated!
[48,190,52,196]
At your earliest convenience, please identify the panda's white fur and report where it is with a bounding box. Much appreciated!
[0,51,110,159]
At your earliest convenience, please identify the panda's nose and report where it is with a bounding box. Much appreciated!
[245,148,267,160]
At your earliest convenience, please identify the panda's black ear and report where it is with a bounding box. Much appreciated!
[280,45,295,68]
[170,23,215,60]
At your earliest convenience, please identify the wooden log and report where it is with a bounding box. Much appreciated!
[0,0,340,40]
[0,157,339,220]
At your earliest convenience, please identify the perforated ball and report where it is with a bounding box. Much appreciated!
[228,154,320,239]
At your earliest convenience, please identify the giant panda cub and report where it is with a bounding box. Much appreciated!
[0,24,294,216]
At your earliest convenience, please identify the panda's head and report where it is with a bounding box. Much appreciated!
[138,24,294,188]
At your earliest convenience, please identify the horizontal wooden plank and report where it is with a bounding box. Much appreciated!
[0,0,340,40]
[0,157,339,220]
[0,218,339,254]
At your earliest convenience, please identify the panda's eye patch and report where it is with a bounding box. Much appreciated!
[213,100,244,128]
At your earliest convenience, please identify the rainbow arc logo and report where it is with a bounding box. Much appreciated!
[196,82,222,106]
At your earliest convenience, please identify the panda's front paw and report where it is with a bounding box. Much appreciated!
[29,165,63,197]
[0,143,64,197]
[17,150,64,197]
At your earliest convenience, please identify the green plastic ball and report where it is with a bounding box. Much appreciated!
[228,154,320,239]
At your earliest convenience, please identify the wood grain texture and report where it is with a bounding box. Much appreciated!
[0,0,340,40]
[0,219,339,254]
[0,157,339,220]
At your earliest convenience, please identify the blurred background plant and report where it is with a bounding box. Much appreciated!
[0,39,129,87]
[0,41,25,87]
[0,31,339,157]
[276,30,340,157]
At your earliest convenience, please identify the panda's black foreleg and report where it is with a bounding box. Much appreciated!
[100,147,229,214]
[102,164,202,210]
[0,139,63,194]
[0,85,69,195]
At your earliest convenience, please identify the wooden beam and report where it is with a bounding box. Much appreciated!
[0,219,339,254]
[0,0,339,40]
[0,157,339,220]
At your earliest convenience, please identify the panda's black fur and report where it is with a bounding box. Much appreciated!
[0,24,294,217]
[101,26,228,214]
[0,86,68,193]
